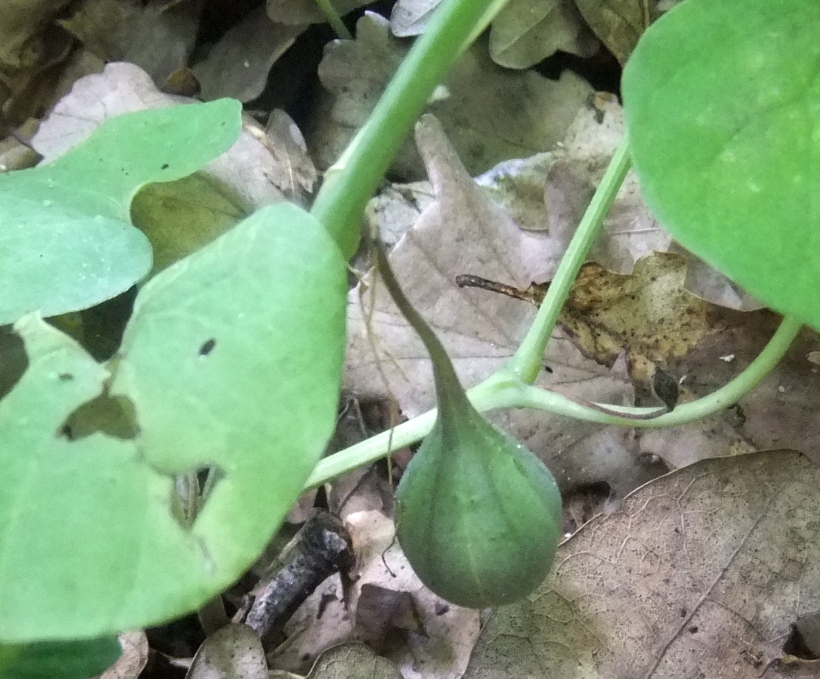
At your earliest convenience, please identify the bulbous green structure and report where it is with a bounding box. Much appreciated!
[375,242,563,609]
[395,403,562,608]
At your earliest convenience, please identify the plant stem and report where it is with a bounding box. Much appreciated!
[305,314,801,488]
[506,137,632,384]
[313,0,352,40]
[310,0,509,259]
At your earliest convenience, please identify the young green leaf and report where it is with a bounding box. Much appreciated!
[0,202,347,641]
[375,244,562,608]
[0,99,242,324]
[622,0,820,329]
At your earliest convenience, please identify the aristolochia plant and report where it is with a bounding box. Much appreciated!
[0,0,815,673]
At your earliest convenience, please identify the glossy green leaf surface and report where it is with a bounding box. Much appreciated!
[0,202,347,641]
[0,100,241,324]
[622,0,820,328]
[0,637,120,679]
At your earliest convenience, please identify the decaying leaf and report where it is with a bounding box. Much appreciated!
[191,6,305,103]
[489,0,599,69]
[463,450,820,678]
[639,313,820,470]
[305,643,402,679]
[310,12,592,178]
[96,631,148,679]
[347,115,660,497]
[187,624,268,679]
[572,0,658,64]
[269,511,481,679]
[59,0,200,84]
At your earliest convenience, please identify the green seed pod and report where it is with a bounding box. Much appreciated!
[375,244,562,609]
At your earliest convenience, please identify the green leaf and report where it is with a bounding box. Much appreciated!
[622,0,820,328]
[0,99,242,324]
[0,637,121,679]
[0,202,347,641]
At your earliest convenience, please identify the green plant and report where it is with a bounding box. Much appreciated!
[0,0,815,672]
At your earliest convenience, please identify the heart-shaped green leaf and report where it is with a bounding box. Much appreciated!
[0,202,347,641]
[622,0,820,328]
[0,100,242,324]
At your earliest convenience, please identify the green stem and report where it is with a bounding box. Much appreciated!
[313,0,352,40]
[507,138,632,384]
[305,314,801,488]
[310,0,508,259]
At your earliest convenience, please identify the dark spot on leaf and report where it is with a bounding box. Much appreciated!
[161,163,169,170]
[680,608,687,618]
[543,365,553,373]
[435,603,450,615]
[58,372,73,381]
[688,626,699,634]
[199,338,216,356]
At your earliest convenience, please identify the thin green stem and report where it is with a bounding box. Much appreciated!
[507,138,632,384]
[310,0,509,259]
[305,315,801,488]
[313,0,352,40]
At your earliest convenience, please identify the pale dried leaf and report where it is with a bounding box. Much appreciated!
[639,314,820,470]
[307,643,402,679]
[310,12,592,178]
[187,624,268,679]
[59,0,199,83]
[96,631,149,679]
[389,0,441,37]
[572,0,658,64]
[489,0,599,69]
[191,7,305,103]
[269,511,481,679]
[463,450,820,678]
[347,115,658,496]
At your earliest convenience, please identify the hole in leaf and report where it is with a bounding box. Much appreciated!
[783,613,820,660]
[199,338,216,356]
[60,393,139,440]
[170,465,223,530]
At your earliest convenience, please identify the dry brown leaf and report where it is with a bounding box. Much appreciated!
[347,115,662,497]
[96,631,149,679]
[59,0,200,84]
[187,624,268,679]
[489,0,599,69]
[310,12,592,178]
[463,450,820,678]
[639,314,820,470]
[572,0,654,64]
[306,643,403,679]
[191,6,305,103]
[269,511,481,679]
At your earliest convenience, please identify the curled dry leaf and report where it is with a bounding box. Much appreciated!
[311,12,592,178]
[96,631,148,679]
[463,450,820,679]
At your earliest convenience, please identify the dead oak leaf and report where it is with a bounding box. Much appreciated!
[346,115,657,497]
[463,450,820,679]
